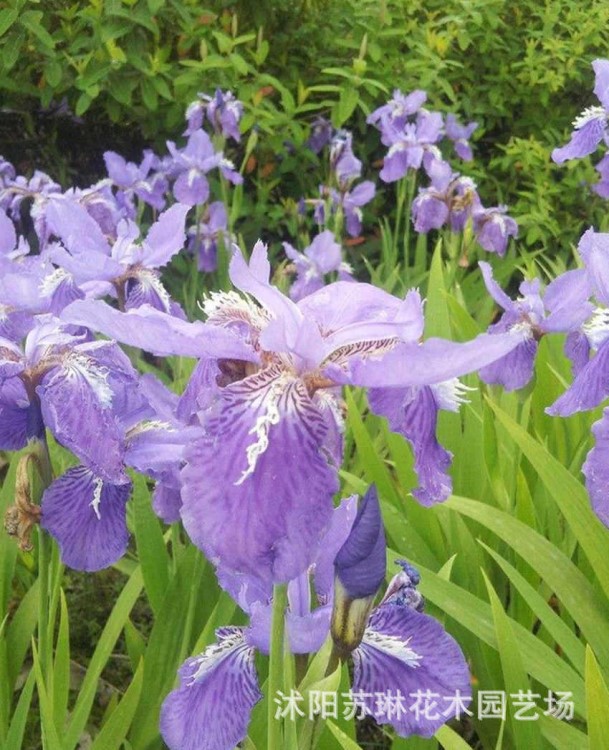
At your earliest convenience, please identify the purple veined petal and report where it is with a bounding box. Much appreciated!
[478,261,514,311]
[380,146,410,182]
[160,627,261,750]
[0,337,25,380]
[0,208,16,256]
[125,423,200,478]
[139,372,179,420]
[314,495,358,601]
[61,299,258,361]
[217,567,272,616]
[543,268,593,332]
[565,330,591,377]
[478,338,538,391]
[177,358,222,423]
[348,181,376,207]
[45,197,109,256]
[124,271,173,314]
[412,193,449,233]
[0,377,31,450]
[577,228,609,306]
[40,466,131,571]
[41,268,86,315]
[305,230,342,275]
[352,604,471,739]
[369,386,453,505]
[103,151,133,186]
[332,330,528,388]
[301,284,424,354]
[593,59,609,111]
[230,243,326,369]
[173,171,210,206]
[37,358,127,483]
[180,366,339,584]
[552,115,607,163]
[152,479,183,524]
[246,600,332,655]
[143,203,190,267]
[546,338,609,416]
[47,243,122,284]
[582,408,609,527]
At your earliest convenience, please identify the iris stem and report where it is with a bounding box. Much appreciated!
[267,583,288,750]
[31,437,54,679]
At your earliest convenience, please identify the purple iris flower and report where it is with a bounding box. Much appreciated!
[185,89,243,142]
[104,149,168,213]
[46,198,189,314]
[62,241,528,586]
[478,261,592,391]
[379,111,444,182]
[283,230,351,301]
[473,205,518,256]
[412,160,481,234]
[160,493,470,750]
[40,368,201,571]
[307,116,334,153]
[444,114,478,161]
[167,129,242,206]
[367,89,428,144]
[330,130,363,187]
[186,201,231,273]
[552,59,609,164]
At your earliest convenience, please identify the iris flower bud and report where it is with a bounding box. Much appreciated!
[330,485,386,657]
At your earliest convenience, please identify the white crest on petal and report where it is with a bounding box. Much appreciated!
[431,378,474,412]
[235,378,284,486]
[39,268,71,297]
[135,269,172,313]
[188,627,247,685]
[90,476,103,521]
[63,352,113,408]
[583,307,609,349]
[573,106,607,130]
[362,629,422,668]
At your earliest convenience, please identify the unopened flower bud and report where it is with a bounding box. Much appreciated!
[331,485,386,657]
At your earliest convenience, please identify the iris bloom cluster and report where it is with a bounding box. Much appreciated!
[0,81,581,748]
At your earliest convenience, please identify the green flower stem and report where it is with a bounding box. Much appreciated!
[267,583,288,750]
[402,170,417,269]
[30,437,54,678]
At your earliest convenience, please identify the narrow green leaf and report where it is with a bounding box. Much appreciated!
[4,668,35,750]
[90,660,145,750]
[132,474,169,615]
[32,642,63,750]
[585,646,609,750]
[489,399,609,600]
[326,719,363,749]
[63,567,144,750]
[52,589,70,730]
[484,571,544,749]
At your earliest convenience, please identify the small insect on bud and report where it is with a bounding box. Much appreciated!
[330,485,386,658]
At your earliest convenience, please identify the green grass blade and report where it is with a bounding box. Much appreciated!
[90,659,145,750]
[585,646,609,750]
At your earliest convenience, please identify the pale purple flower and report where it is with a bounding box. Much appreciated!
[367,89,428,144]
[186,201,231,272]
[552,59,609,163]
[593,154,609,198]
[62,241,527,585]
[46,198,189,314]
[479,261,592,391]
[412,160,482,234]
[104,149,168,213]
[167,129,242,206]
[307,116,333,153]
[473,205,518,256]
[379,111,444,182]
[284,230,347,301]
[445,114,478,161]
[185,89,243,142]
[330,130,362,187]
